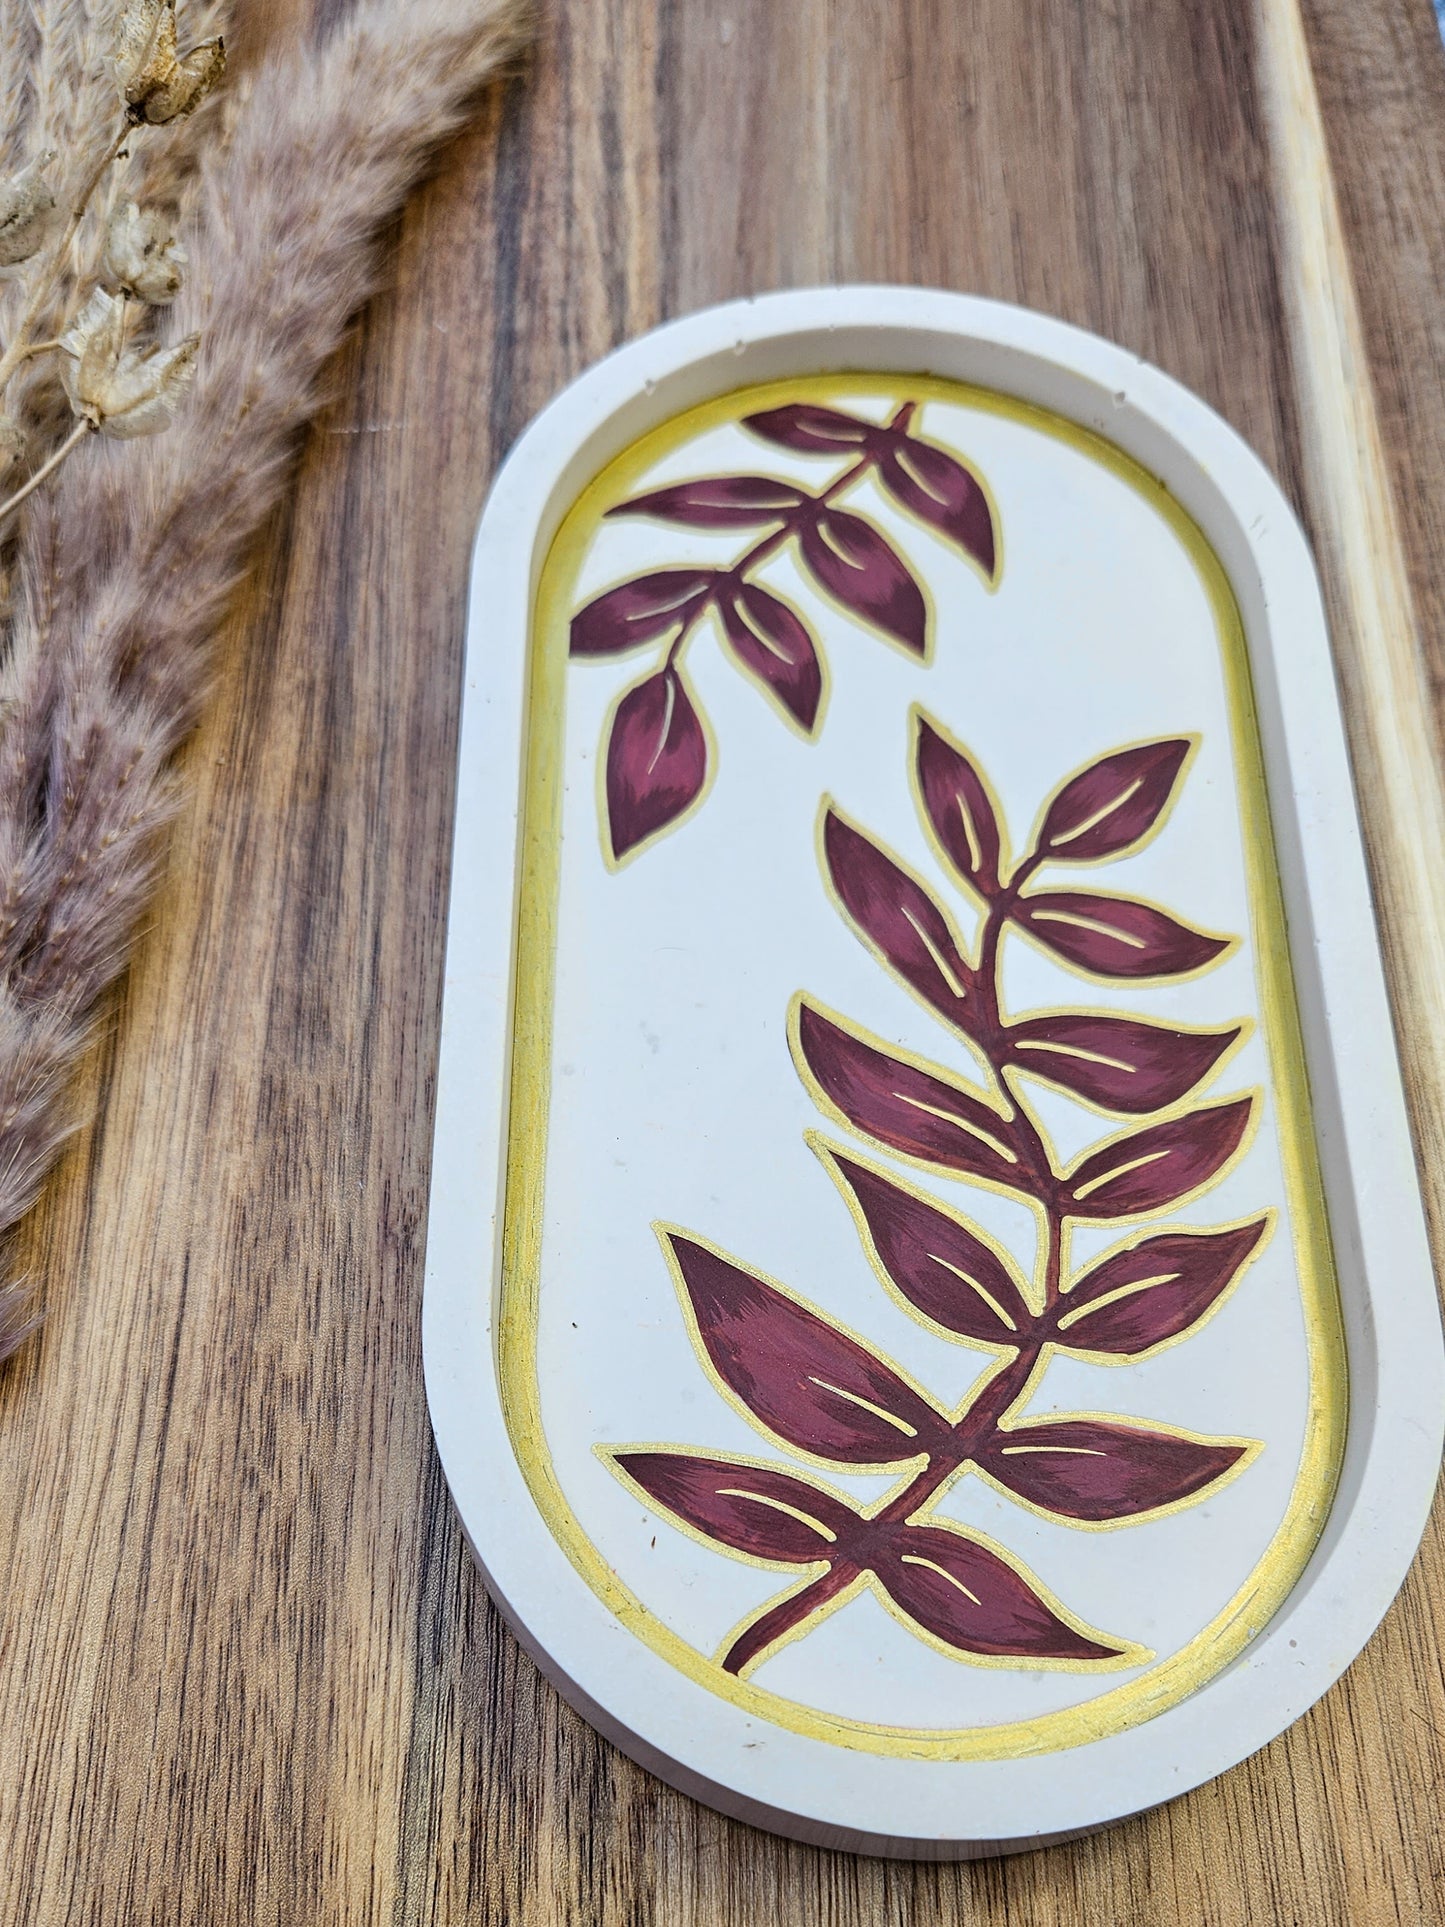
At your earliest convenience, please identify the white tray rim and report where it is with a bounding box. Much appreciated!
[422,285,1444,1858]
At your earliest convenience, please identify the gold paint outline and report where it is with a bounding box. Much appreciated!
[498,372,1348,1762]
[650,1219,942,1478]
[1003,1004,1254,1123]
[703,587,835,744]
[909,704,1016,910]
[809,1131,1037,1343]
[593,656,722,874]
[1018,730,1203,873]
[1009,882,1242,987]
[969,1413,1264,1536]
[1055,1211,1278,1364]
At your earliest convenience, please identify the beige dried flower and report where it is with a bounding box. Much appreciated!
[0,418,26,479]
[103,200,187,303]
[111,0,225,125]
[0,151,58,273]
[60,288,198,437]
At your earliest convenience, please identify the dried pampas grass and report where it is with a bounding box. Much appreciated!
[0,0,533,1360]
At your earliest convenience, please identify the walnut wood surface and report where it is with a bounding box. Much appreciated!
[2,1,1444,1920]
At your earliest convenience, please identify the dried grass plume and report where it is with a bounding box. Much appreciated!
[0,0,533,1360]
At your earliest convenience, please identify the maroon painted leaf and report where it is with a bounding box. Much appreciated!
[976,1418,1248,1523]
[666,1233,950,1465]
[876,436,996,577]
[795,1002,1028,1190]
[741,401,877,454]
[1053,1219,1269,1354]
[615,1450,858,1562]
[570,569,715,657]
[915,714,1003,895]
[873,1522,1125,1661]
[1064,1097,1254,1219]
[608,474,804,529]
[718,581,822,731]
[827,1153,1032,1344]
[1004,1011,1243,1115]
[605,667,708,860]
[822,809,974,1031]
[1013,890,1230,979]
[798,507,927,654]
[1037,740,1191,862]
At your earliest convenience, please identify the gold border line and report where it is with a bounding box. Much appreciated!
[498,374,1348,1762]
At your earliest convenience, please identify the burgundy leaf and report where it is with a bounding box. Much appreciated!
[1014,890,1230,979]
[608,474,804,529]
[798,507,927,655]
[742,401,877,454]
[795,1002,1028,1190]
[877,436,996,576]
[1053,1219,1269,1355]
[1004,1012,1243,1115]
[718,581,822,731]
[605,667,708,860]
[666,1233,949,1465]
[570,569,715,657]
[1064,1097,1254,1219]
[915,714,1003,896]
[1038,740,1191,862]
[615,1450,858,1563]
[873,1522,1125,1661]
[827,1152,1032,1344]
[822,809,974,1032]
[976,1418,1249,1523]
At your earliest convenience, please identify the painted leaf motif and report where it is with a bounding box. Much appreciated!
[1053,1219,1269,1354]
[877,436,996,577]
[873,1523,1125,1661]
[798,508,928,655]
[915,714,1002,895]
[605,667,708,860]
[615,1451,858,1562]
[570,569,715,657]
[1065,1097,1254,1219]
[822,809,974,1031]
[666,1233,949,1464]
[1005,1011,1243,1115]
[976,1418,1248,1523]
[827,1153,1032,1344]
[1014,890,1230,979]
[741,401,876,454]
[1038,740,1190,862]
[718,581,822,731]
[609,474,804,528]
[795,1002,1027,1190]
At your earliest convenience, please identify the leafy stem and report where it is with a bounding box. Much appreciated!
[720,845,1065,1675]
[660,403,917,676]
[572,397,997,861]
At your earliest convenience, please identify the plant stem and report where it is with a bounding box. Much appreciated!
[0,420,91,526]
[723,875,1070,1676]
[661,403,916,675]
[720,1338,1049,1676]
[0,121,130,398]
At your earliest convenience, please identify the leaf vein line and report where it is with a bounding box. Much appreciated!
[1050,778,1144,847]
[715,1489,838,1542]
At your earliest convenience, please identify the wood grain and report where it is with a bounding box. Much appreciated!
[1,0,1443,1920]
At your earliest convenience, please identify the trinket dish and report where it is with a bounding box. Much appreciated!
[423,287,1444,1857]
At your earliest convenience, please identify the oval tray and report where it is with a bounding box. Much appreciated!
[423,287,1444,1857]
